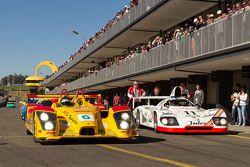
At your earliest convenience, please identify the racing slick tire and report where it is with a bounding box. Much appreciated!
[26,129,32,135]
[135,110,142,129]
[33,119,42,143]
[153,112,159,133]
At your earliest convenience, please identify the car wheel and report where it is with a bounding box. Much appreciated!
[153,113,159,133]
[135,110,141,128]
[33,119,41,143]
[26,129,32,135]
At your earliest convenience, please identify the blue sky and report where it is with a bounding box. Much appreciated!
[0,0,130,78]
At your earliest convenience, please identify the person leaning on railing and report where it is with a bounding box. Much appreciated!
[127,81,145,108]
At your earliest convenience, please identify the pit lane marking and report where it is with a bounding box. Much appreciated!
[227,135,250,140]
[97,144,195,167]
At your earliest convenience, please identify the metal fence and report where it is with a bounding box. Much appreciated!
[50,9,250,94]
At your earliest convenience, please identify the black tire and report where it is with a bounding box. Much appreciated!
[26,129,32,135]
[33,118,41,143]
[135,110,142,128]
[153,112,159,133]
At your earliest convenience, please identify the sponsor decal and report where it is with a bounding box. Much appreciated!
[63,111,78,124]
[203,113,214,117]
[189,120,206,125]
[185,111,199,118]
[63,111,69,116]
[205,109,223,126]
[163,112,172,116]
[77,114,95,121]
[68,114,78,124]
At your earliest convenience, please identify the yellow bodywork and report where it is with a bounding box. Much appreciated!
[25,94,137,143]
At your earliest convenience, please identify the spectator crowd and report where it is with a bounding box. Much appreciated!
[83,0,250,78]
[45,0,250,82]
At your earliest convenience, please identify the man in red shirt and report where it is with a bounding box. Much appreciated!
[127,81,146,107]
[113,93,121,106]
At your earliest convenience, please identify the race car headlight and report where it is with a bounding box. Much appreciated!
[40,113,49,121]
[121,113,130,121]
[37,112,56,122]
[161,118,168,125]
[213,117,227,126]
[168,118,176,125]
[120,121,129,130]
[213,118,220,126]
[44,122,54,131]
[113,111,132,130]
[220,118,227,125]
[36,111,56,131]
[160,117,179,126]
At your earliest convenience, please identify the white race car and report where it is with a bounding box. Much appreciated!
[132,87,228,133]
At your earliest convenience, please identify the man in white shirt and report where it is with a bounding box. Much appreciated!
[193,84,204,107]
[180,83,191,99]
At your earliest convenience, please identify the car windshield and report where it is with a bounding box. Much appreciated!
[166,99,195,107]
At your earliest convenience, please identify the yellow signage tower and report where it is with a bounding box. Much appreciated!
[25,61,58,88]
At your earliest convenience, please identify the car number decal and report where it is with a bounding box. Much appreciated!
[77,114,94,121]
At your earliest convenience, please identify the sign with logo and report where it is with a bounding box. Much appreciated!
[77,114,94,121]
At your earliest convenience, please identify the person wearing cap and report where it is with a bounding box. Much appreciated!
[215,10,223,21]
[207,14,215,24]
[127,81,146,107]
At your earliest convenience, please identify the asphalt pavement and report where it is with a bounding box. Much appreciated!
[1,103,250,167]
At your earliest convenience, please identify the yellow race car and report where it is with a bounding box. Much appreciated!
[25,89,137,143]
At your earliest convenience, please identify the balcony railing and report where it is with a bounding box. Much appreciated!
[43,0,163,86]
[49,9,250,94]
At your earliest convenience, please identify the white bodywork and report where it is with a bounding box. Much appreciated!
[132,87,228,132]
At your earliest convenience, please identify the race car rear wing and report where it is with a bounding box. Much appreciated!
[132,96,169,109]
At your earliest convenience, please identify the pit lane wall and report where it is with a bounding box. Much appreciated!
[49,9,250,94]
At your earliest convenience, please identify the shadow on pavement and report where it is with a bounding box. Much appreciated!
[40,135,165,146]
[227,130,242,135]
